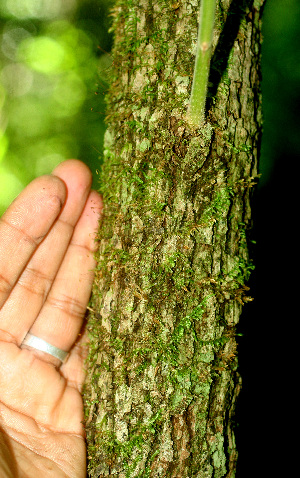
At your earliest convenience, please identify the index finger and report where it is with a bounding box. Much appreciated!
[0,175,66,308]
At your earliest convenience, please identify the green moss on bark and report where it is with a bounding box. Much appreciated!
[83,0,264,477]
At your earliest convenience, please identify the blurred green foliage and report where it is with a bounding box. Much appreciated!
[260,0,300,187]
[0,0,113,214]
[0,0,299,214]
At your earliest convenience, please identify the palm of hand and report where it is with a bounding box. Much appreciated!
[0,343,86,477]
[0,161,102,477]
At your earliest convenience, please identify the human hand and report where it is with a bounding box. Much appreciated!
[0,160,102,477]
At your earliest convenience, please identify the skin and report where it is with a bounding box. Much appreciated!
[0,160,103,477]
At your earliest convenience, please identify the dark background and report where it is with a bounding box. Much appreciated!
[236,1,299,476]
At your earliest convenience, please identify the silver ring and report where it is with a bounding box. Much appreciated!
[21,333,69,363]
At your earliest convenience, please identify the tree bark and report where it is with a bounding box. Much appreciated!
[84,0,265,476]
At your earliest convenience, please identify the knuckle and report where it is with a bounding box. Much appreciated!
[47,294,86,320]
[0,273,13,296]
[19,267,52,300]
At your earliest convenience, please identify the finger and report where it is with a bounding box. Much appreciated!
[24,190,102,366]
[60,328,89,392]
[0,176,66,309]
[51,159,93,224]
[0,160,93,345]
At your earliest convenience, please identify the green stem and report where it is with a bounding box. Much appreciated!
[188,0,216,127]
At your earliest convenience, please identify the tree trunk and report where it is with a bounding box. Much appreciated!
[84,0,264,476]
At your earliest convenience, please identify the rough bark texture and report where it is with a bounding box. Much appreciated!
[84,0,264,476]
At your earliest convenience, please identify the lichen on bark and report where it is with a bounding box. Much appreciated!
[83,0,264,476]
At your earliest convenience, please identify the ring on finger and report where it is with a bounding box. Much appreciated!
[21,333,69,363]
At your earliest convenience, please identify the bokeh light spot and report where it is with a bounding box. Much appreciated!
[53,72,86,117]
[2,0,76,20]
[1,26,32,61]
[1,63,33,96]
[18,36,65,74]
